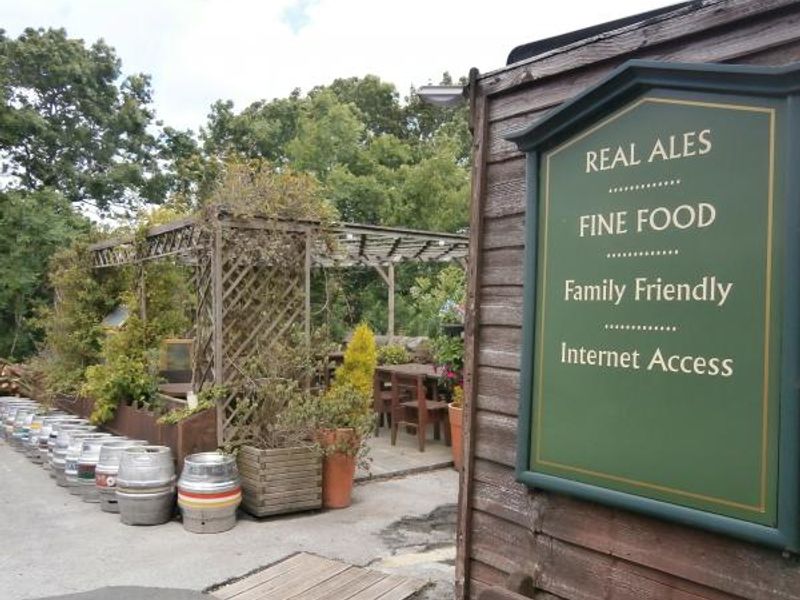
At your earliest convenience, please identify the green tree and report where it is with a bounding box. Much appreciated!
[317,75,405,137]
[0,190,89,359]
[0,27,167,210]
[286,90,365,179]
[203,92,302,163]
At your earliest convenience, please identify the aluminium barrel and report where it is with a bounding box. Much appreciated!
[177,452,241,534]
[116,446,176,526]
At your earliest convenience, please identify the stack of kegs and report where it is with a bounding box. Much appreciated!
[177,452,241,533]
[116,446,177,526]
[0,398,37,443]
[1,407,240,533]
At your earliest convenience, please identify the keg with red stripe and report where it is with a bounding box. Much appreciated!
[178,452,241,534]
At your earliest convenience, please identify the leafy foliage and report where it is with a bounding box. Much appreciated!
[157,384,222,427]
[409,265,466,335]
[33,238,126,395]
[0,190,90,359]
[204,157,337,225]
[0,28,168,211]
[377,344,411,366]
[431,334,465,395]
[229,326,336,451]
[284,382,375,459]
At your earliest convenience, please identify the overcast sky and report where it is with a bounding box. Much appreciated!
[1,0,675,132]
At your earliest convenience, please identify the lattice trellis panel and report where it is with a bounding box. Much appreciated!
[193,229,216,393]
[195,221,310,445]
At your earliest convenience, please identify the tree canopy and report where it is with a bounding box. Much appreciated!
[0,27,168,211]
[0,26,472,359]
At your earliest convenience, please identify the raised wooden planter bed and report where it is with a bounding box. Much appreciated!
[237,444,322,517]
[51,395,217,470]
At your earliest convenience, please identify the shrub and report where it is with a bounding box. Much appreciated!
[377,344,410,365]
[284,382,374,459]
[333,323,377,396]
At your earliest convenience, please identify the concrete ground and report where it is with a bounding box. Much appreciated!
[0,442,457,600]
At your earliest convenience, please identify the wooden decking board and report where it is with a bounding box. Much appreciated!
[346,574,409,600]
[317,570,387,600]
[229,558,339,600]
[285,567,366,600]
[213,553,321,599]
[212,553,425,600]
[375,578,432,600]
[255,561,352,599]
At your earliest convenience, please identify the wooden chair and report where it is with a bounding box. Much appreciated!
[372,369,395,435]
[390,372,450,452]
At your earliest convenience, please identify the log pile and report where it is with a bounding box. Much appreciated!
[0,360,26,396]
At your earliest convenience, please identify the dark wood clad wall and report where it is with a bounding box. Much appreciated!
[458,1,800,598]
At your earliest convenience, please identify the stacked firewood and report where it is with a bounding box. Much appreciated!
[0,360,25,396]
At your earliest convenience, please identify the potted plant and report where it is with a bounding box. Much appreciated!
[232,327,335,517]
[235,381,324,517]
[448,385,464,471]
[297,323,377,508]
[299,383,375,508]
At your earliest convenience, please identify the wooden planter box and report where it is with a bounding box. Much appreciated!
[51,395,217,471]
[238,444,322,517]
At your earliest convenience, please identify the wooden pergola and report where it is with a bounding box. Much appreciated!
[88,209,468,443]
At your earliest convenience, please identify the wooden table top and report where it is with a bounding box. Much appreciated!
[375,363,439,377]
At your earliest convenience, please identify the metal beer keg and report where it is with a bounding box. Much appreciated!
[116,446,176,526]
[178,452,241,534]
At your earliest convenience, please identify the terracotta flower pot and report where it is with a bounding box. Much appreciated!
[448,404,464,472]
[317,428,358,509]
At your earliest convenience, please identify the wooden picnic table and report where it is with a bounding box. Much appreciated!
[373,363,449,450]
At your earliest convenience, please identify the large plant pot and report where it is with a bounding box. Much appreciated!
[237,444,322,517]
[318,428,358,509]
[449,404,464,472]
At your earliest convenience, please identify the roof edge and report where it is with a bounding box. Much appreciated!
[506,60,800,152]
[505,1,697,66]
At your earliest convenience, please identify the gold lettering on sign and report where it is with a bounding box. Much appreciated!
[585,129,712,173]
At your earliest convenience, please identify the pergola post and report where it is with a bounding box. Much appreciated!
[388,263,395,339]
[373,263,395,340]
[211,219,225,446]
[304,229,312,340]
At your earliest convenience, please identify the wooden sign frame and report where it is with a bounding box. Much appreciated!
[508,60,800,550]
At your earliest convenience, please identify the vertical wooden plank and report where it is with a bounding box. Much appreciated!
[304,228,312,340]
[212,215,225,446]
[388,262,395,339]
[457,66,490,600]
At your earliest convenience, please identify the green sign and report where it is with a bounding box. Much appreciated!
[509,61,800,550]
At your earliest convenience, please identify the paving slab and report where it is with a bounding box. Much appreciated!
[0,441,456,600]
[358,428,454,481]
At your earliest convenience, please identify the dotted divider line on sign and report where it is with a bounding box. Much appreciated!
[608,179,681,194]
[606,249,679,258]
[604,324,678,332]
